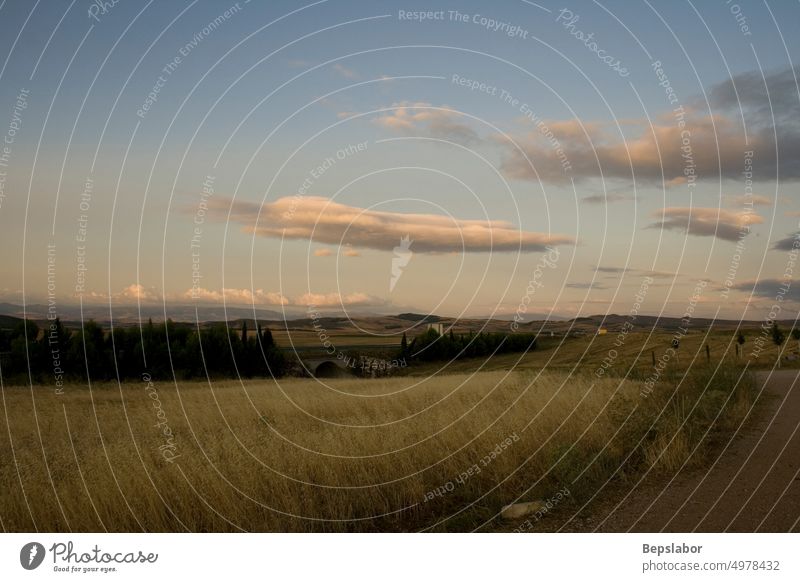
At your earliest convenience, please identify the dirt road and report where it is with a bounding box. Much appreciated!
[562,369,800,532]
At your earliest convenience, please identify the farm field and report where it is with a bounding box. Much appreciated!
[407,329,800,377]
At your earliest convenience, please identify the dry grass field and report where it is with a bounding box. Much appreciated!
[0,363,755,532]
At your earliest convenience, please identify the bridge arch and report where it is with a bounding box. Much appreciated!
[314,360,349,378]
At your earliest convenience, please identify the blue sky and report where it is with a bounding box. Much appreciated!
[1,0,799,320]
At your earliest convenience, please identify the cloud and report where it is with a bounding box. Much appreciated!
[374,101,479,144]
[342,246,361,257]
[79,284,161,303]
[771,232,800,251]
[117,284,159,302]
[582,192,635,204]
[294,292,382,307]
[500,114,747,184]
[332,63,358,79]
[185,288,379,307]
[593,265,676,280]
[745,194,772,206]
[647,207,763,241]
[200,195,574,253]
[708,66,799,127]
[314,248,333,257]
[641,269,678,280]
[594,265,631,274]
[731,278,800,302]
[185,288,289,305]
[70,285,381,308]
[726,194,772,207]
[499,66,800,184]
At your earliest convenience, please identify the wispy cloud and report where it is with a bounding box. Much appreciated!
[771,232,800,251]
[732,194,772,207]
[647,207,763,241]
[732,278,800,302]
[199,195,574,253]
[373,101,479,145]
[332,63,358,79]
[594,265,631,274]
[294,292,380,307]
[593,265,676,280]
[582,192,635,204]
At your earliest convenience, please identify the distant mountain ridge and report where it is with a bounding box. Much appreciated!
[0,302,790,332]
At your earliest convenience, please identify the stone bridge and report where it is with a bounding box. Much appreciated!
[301,357,353,378]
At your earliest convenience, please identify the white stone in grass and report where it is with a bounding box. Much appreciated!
[500,501,544,520]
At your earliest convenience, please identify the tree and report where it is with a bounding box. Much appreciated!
[241,321,248,345]
[791,328,800,341]
[771,322,785,346]
[400,332,408,355]
[261,327,274,349]
[737,332,745,345]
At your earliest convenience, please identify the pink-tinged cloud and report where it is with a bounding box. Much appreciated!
[204,195,574,253]
[70,285,380,308]
[342,247,360,257]
[647,207,763,241]
[188,288,379,307]
[78,284,161,303]
[731,194,772,207]
[373,101,479,144]
[500,66,800,184]
[313,248,333,257]
[187,288,289,305]
[500,115,748,184]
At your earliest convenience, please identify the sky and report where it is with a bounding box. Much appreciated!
[0,0,799,321]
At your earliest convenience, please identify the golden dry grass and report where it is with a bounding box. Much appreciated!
[0,366,754,532]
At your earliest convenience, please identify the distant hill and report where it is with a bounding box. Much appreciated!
[0,300,791,335]
[397,313,442,323]
[0,313,23,329]
[0,302,293,325]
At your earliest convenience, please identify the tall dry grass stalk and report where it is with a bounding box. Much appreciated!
[0,365,754,531]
